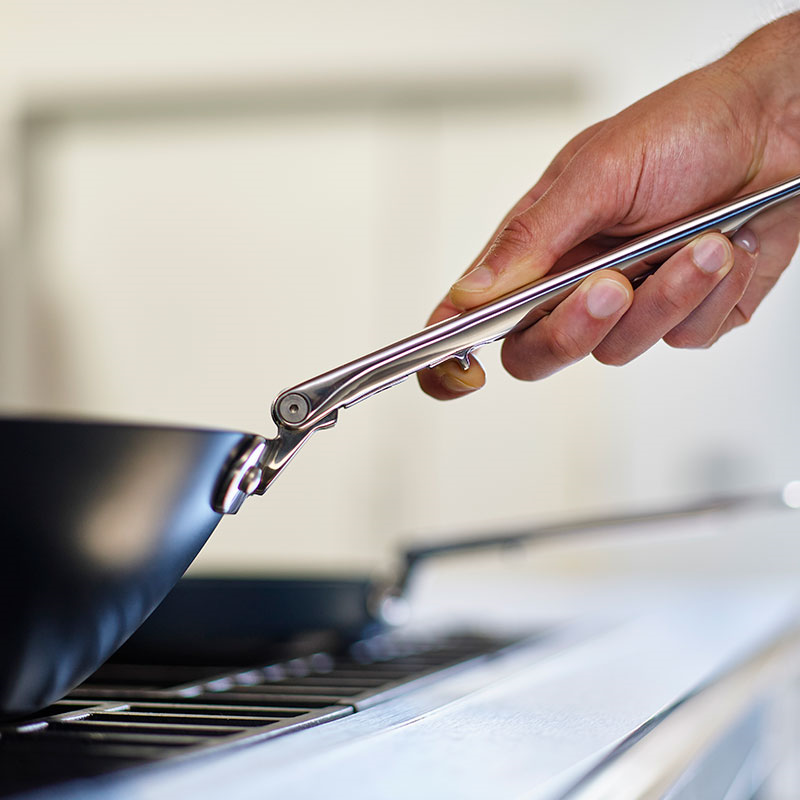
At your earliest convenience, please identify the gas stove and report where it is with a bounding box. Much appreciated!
[0,630,530,798]
[2,578,798,800]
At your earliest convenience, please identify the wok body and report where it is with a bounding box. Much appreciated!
[0,417,249,718]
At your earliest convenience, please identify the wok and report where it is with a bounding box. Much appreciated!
[1,176,799,718]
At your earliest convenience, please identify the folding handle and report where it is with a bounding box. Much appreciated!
[273,175,800,432]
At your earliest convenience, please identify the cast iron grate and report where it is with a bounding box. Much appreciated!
[0,632,523,797]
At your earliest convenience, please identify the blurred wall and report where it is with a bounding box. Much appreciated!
[0,0,798,577]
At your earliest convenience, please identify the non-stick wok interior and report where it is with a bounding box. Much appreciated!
[0,417,250,718]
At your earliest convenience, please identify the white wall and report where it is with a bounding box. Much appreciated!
[0,0,797,578]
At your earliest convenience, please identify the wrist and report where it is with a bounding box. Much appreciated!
[722,13,800,164]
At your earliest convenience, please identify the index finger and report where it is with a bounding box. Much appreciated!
[423,120,608,330]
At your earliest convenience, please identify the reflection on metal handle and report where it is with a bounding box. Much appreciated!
[274,175,800,431]
[214,175,800,512]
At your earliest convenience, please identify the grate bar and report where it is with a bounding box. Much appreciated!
[4,730,207,748]
[186,692,346,707]
[125,702,307,718]
[0,632,530,799]
[50,720,249,736]
[263,676,389,687]
[87,711,292,726]
[217,683,373,696]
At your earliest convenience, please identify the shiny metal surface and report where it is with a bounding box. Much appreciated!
[251,412,338,501]
[233,174,800,500]
[270,174,800,439]
[276,393,311,425]
[213,435,268,514]
[215,176,800,505]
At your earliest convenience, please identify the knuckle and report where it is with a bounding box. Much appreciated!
[662,329,688,349]
[648,276,689,319]
[728,258,757,293]
[495,214,536,256]
[545,324,588,365]
[592,342,629,367]
[500,343,535,381]
[663,327,710,350]
[731,303,752,325]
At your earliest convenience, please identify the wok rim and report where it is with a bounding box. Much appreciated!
[0,412,259,439]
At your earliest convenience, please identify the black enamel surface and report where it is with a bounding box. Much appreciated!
[0,417,250,717]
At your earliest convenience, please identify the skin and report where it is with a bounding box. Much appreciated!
[419,12,800,400]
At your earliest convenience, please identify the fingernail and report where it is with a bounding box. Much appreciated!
[451,265,495,294]
[432,362,481,395]
[692,235,731,274]
[732,227,758,254]
[439,372,477,394]
[585,278,629,319]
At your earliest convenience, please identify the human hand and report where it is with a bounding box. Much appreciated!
[420,13,800,400]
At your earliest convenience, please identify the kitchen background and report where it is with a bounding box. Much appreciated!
[0,0,799,579]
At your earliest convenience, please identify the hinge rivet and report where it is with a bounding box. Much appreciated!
[238,465,263,494]
[278,393,310,424]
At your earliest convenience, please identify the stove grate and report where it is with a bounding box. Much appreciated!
[0,632,524,798]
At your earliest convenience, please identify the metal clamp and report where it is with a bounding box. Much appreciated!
[213,435,269,514]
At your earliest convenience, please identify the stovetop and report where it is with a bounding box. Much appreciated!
[0,631,529,798]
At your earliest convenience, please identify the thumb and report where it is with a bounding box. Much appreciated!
[448,155,631,311]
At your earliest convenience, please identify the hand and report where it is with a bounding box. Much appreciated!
[420,13,800,400]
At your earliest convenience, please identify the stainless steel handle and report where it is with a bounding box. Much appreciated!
[213,174,800,513]
[274,174,800,432]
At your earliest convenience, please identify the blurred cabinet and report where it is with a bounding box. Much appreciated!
[5,76,599,572]
[1,0,797,578]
